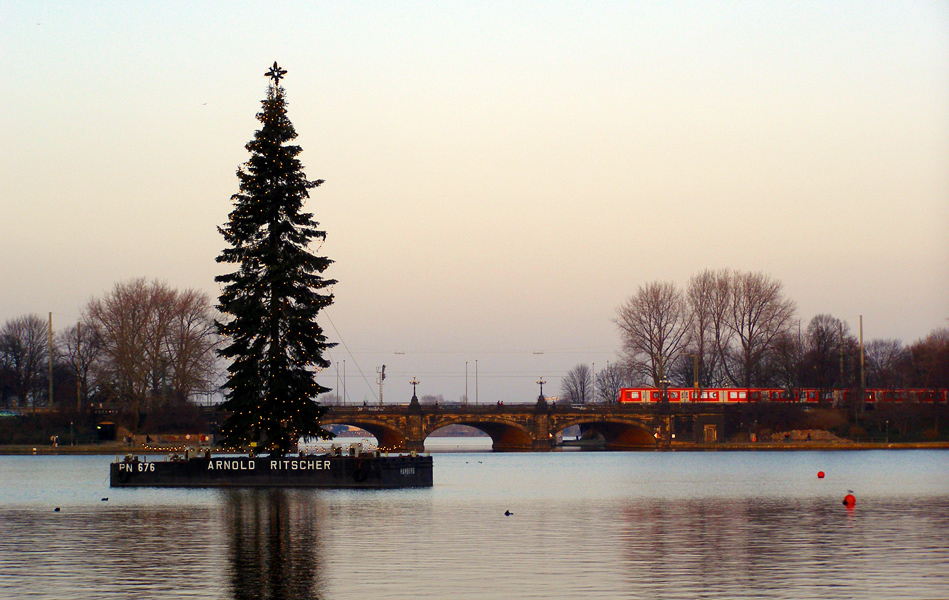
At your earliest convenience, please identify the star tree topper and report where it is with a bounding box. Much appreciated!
[266,61,287,84]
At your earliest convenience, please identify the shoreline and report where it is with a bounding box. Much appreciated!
[670,441,949,451]
[1,440,948,455]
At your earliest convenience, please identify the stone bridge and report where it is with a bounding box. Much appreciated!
[323,398,727,452]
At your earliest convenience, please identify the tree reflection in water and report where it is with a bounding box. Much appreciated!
[223,489,324,600]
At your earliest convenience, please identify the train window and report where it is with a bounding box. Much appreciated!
[629,391,640,399]
[670,391,678,399]
[729,391,738,399]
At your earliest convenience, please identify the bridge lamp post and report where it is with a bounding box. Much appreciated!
[537,377,546,402]
[407,377,422,412]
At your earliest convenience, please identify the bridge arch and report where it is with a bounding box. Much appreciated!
[424,416,535,451]
[321,416,410,452]
[551,416,657,449]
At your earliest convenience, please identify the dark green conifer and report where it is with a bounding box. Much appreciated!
[215,63,336,456]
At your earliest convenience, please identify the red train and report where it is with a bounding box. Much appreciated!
[617,387,948,404]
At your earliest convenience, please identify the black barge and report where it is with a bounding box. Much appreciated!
[111,452,433,488]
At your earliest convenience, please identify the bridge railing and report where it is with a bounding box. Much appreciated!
[325,402,692,415]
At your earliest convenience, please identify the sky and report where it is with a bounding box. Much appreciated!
[2,1,947,404]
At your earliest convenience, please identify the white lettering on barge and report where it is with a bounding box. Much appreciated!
[205,459,332,471]
[207,460,256,471]
[117,462,155,473]
[268,460,332,471]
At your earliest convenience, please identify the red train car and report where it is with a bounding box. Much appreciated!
[617,387,948,404]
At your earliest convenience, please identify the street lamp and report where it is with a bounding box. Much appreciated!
[537,377,546,402]
[408,377,421,411]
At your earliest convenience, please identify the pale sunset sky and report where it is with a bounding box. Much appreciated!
[2,1,947,403]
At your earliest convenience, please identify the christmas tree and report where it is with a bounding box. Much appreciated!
[215,62,336,456]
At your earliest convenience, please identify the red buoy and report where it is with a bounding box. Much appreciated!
[842,493,856,507]
[817,471,825,479]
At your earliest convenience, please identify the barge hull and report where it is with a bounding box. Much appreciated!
[110,455,433,488]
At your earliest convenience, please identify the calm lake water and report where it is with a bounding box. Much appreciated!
[1,445,947,599]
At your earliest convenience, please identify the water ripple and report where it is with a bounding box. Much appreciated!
[0,451,947,599]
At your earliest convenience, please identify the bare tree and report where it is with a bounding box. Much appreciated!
[85,279,220,424]
[86,279,156,412]
[769,329,805,391]
[686,269,731,387]
[722,271,796,387]
[561,363,593,404]
[0,314,49,411]
[801,314,857,390]
[613,268,941,394]
[163,289,220,403]
[143,282,177,402]
[615,281,692,386]
[864,339,909,389]
[594,362,632,403]
[57,322,102,412]
[907,328,949,389]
